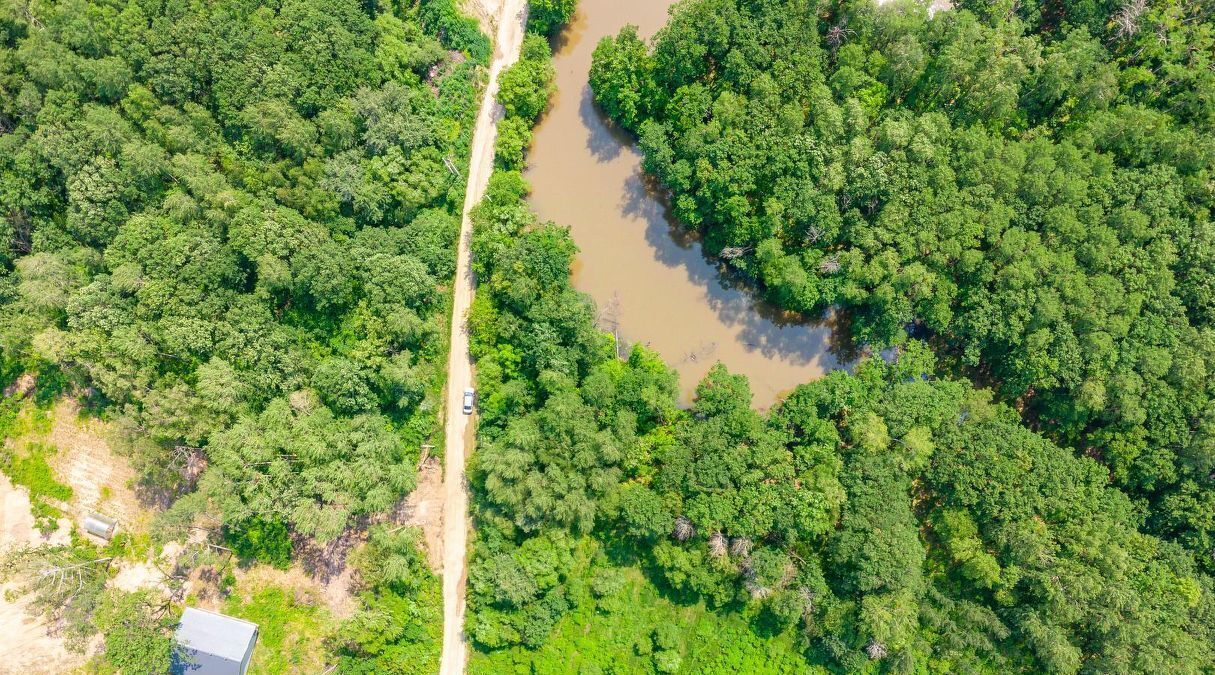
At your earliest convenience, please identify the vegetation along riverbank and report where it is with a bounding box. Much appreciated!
[1,0,1213,672]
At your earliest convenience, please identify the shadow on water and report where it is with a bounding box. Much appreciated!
[580,84,630,163]
[613,134,855,371]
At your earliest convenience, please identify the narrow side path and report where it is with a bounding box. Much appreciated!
[439,3,527,674]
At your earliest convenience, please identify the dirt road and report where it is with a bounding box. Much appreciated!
[439,1,528,673]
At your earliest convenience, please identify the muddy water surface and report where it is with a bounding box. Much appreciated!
[525,0,844,407]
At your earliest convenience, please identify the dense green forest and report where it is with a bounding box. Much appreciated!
[0,0,484,669]
[590,0,1215,585]
[460,0,1215,672]
[3,0,1215,671]
[463,159,1215,670]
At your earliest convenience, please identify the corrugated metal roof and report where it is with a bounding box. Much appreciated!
[175,607,258,665]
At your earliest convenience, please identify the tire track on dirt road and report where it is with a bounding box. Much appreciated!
[439,2,528,673]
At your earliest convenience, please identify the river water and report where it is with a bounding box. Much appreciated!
[525,0,845,407]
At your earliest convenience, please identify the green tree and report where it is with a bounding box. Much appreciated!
[93,589,176,673]
[589,25,657,131]
[497,35,556,123]
[527,0,577,36]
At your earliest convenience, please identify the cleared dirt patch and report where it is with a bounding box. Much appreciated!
[243,564,352,617]
[0,474,69,547]
[0,590,92,674]
[462,0,501,36]
[0,475,80,674]
[46,400,147,535]
[0,398,150,672]
[396,455,444,570]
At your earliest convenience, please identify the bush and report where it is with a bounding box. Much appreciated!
[227,518,293,568]
[589,567,626,599]
[93,589,175,673]
[654,649,682,674]
[494,117,532,170]
[418,0,491,64]
[652,623,680,651]
[497,35,556,122]
[312,357,378,415]
[527,0,576,36]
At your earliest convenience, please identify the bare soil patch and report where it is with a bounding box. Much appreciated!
[0,475,79,674]
[46,400,148,535]
[1,373,35,399]
[0,590,92,674]
[0,473,69,547]
[462,0,501,36]
[396,455,444,570]
[289,535,362,620]
[0,398,151,671]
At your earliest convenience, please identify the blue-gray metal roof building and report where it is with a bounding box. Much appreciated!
[172,607,259,674]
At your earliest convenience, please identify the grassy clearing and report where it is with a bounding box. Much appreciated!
[223,578,335,674]
[5,443,72,502]
[470,563,813,675]
[0,395,52,441]
[1,398,70,533]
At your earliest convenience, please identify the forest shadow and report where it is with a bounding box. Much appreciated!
[580,86,629,163]
[615,167,857,371]
[292,526,363,584]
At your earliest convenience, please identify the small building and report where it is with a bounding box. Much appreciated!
[172,607,259,675]
[82,513,118,541]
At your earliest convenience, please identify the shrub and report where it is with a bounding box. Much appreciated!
[227,518,293,568]
[527,0,576,36]
[418,0,490,64]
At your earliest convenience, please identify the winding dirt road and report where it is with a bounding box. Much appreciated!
[439,2,527,673]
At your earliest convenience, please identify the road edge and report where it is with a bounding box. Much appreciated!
[439,3,528,674]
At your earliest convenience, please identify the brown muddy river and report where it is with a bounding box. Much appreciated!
[525,0,844,407]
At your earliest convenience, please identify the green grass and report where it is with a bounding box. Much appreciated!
[1,398,72,533]
[470,563,816,675]
[224,582,334,674]
[0,395,52,441]
[6,442,73,502]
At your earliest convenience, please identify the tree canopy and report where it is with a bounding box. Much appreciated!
[464,1,1215,671]
[0,0,484,668]
[5,0,1215,671]
[0,0,482,541]
[591,0,1215,582]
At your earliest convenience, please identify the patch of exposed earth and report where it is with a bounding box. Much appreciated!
[47,399,147,534]
[462,0,502,36]
[0,590,94,674]
[0,475,82,674]
[0,398,145,672]
[396,454,444,571]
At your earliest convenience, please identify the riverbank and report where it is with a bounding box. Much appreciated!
[524,0,845,407]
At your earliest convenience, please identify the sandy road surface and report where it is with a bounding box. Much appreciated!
[439,1,528,673]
